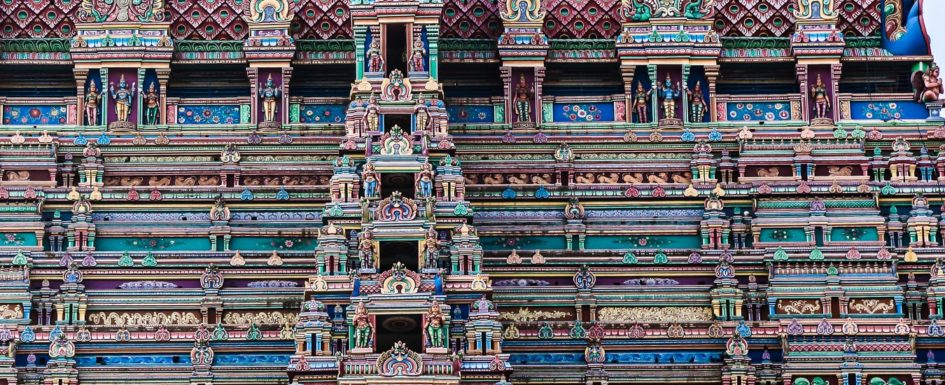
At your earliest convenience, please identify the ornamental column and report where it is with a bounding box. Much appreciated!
[498,0,548,128]
[705,65,720,122]
[73,69,88,128]
[155,68,171,125]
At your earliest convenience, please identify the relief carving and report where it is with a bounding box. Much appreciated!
[777,299,821,315]
[847,298,895,314]
[87,311,201,326]
[596,306,714,323]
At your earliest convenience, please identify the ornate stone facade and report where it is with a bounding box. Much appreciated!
[0,1,938,385]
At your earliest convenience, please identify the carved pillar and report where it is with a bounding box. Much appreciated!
[354,26,367,80]
[156,68,171,125]
[796,64,810,122]
[427,24,440,80]
[682,64,691,123]
[282,67,293,126]
[830,63,842,121]
[621,65,636,123]
[500,66,513,124]
[99,68,109,127]
[705,65,720,122]
[535,66,546,126]
[136,68,146,127]
[74,69,88,127]
[647,64,658,122]
[246,68,259,126]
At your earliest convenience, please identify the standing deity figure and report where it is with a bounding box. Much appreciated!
[85,81,103,126]
[366,40,384,74]
[364,95,380,133]
[352,302,373,349]
[425,299,447,349]
[657,74,680,120]
[514,74,532,123]
[415,99,430,132]
[358,230,376,269]
[409,39,427,72]
[144,83,160,125]
[417,162,435,198]
[688,81,707,123]
[633,82,651,123]
[109,75,136,123]
[422,228,439,269]
[362,161,380,199]
[810,74,831,119]
[258,74,281,123]
[915,63,943,103]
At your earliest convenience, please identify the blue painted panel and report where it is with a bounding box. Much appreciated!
[94,237,212,251]
[508,353,585,365]
[850,100,927,120]
[230,236,318,251]
[480,236,567,251]
[214,354,290,366]
[2,105,68,125]
[300,104,346,124]
[447,105,494,124]
[508,351,722,365]
[177,105,241,125]
[760,228,807,243]
[553,103,614,123]
[830,227,879,242]
[585,235,701,250]
[0,233,37,247]
[76,355,191,367]
[726,101,792,121]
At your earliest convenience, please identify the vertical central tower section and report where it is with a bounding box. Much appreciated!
[288,1,511,385]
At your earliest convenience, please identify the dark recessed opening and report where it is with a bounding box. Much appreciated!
[384,114,412,133]
[381,172,415,199]
[385,24,408,75]
[379,240,419,272]
[376,314,423,353]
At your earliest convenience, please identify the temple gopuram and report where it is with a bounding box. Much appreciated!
[0,0,942,384]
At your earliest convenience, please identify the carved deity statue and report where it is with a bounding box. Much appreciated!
[366,40,384,74]
[109,74,136,123]
[258,74,281,123]
[364,94,380,133]
[415,99,430,132]
[85,81,104,126]
[810,74,831,119]
[362,161,379,199]
[416,162,435,198]
[688,81,707,123]
[358,230,376,269]
[633,82,651,123]
[425,299,447,349]
[657,74,680,120]
[409,39,427,72]
[353,301,372,349]
[514,74,532,123]
[144,83,160,125]
[422,228,439,269]
[915,63,943,103]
